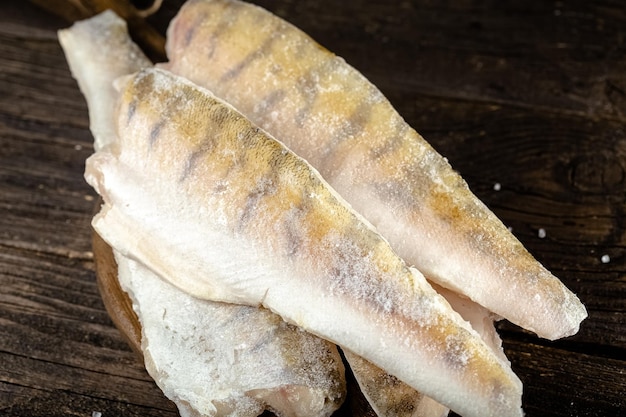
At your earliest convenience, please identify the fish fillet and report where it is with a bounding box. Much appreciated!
[163,0,587,340]
[59,13,346,417]
[60,11,448,417]
[85,67,523,417]
[58,10,151,151]
[116,250,346,417]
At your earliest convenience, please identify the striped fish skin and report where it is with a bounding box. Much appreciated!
[86,67,523,417]
[343,351,449,417]
[58,13,346,417]
[116,251,346,417]
[342,282,505,417]
[164,0,587,341]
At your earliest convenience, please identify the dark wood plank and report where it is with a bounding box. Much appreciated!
[1,0,624,416]
[504,339,626,417]
[251,1,626,122]
[1,380,177,417]
[0,2,175,415]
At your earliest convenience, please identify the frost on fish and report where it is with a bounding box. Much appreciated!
[58,14,346,417]
[58,10,151,151]
[115,251,346,417]
[432,283,509,364]
[85,67,523,417]
[164,0,587,341]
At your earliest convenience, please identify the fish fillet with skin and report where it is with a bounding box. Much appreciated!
[115,251,346,417]
[85,67,523,417]
[58,13,346,417]
[164,0,587,340]
[156,2,478,413]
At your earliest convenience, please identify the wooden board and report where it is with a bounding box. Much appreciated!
[1,1,624,417]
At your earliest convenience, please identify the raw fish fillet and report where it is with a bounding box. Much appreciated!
[85,67,523,417]
[59,13,346,417]
[58,10,151,151]
[116,251,346,417]
[164,0,587,340]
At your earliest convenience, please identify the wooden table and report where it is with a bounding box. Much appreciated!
[1,1,624,416]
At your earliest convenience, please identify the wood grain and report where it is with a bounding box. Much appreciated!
[1,1,624,416]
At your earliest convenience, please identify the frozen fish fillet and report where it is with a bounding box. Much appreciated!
[59,13,345,417]
[116,251,346,417]
[58,10,151,151]
[86,67,523,417]
[164,0,586,340]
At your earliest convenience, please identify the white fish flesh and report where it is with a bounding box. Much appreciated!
[58,10,151,151]
[116,250,346,417]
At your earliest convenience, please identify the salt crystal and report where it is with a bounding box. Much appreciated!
[92,412,102,417]
[538,228,546,238]
[493,182,501,191]
[75,144,83,151]
[601,254,611,264]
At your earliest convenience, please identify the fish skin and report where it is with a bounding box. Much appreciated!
[343,282,508,417]
[115,250,346,417]
[58,13,346,417]
[163,0,587,340]
[343,351,449,417]
[86,67,523,417]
